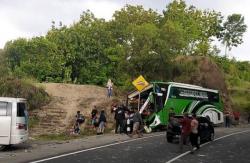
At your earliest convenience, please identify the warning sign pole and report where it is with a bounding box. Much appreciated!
[138,92,140,111]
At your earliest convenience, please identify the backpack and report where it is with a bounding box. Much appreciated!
[77,114,85,124]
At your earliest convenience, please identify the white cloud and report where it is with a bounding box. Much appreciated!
[0,0,122,47]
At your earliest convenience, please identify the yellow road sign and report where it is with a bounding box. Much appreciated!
[132,75,149,92]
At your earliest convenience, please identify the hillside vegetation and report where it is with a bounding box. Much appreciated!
[213,57,250,113]
[0,0,249,114]
[0,50,49,110]
[0,77,50,110]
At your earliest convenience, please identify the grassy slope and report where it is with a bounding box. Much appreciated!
[229,80,250,112]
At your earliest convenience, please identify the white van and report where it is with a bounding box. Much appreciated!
[0,97,28,150]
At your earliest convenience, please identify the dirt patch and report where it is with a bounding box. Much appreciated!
[30,83,121,136]
[175,56,232,112]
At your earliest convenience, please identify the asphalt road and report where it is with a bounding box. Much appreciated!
[31,129,250,163]
[175,131,250,163]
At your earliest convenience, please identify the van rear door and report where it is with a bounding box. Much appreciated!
[16,103,28,132]
[0,102,11,145]
[11,102,28,144]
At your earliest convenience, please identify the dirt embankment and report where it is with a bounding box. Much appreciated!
[175,56,233,112]
[30,83,120,136]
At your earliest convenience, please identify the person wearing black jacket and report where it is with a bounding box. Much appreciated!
[115,106,125,133]
[97,110,107,135]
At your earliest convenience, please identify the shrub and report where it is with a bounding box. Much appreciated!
[0,77,50,110]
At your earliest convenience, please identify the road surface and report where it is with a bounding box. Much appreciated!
[31,128,250,163]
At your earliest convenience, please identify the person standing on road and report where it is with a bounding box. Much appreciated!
[74,111,85,134]
[190,114,199,153]
[233,111,240,125]
[225,111,231,128]
[97,110,107,135]
[124,110,130,134]
[91,106,99,129]
[179,113,191,152]
[106,79,113,98]
[114,105,125,134]
[130,109,143,138]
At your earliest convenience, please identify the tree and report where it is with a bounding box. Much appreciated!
[4,38,28,71]
[220,14,247,56]
[0,49,10,76]
[109,5,161,45]
[162,0,223,56]
[4,37,65,81]
[109,5,165,81]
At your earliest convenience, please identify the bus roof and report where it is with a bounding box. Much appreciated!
[128,82,219,99]
[0,97,27,103]
[151,81,219,93]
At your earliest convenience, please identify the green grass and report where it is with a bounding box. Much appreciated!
[36,133,72,141]
[0,77,50,110]
[34,126,114,141]
[229,80,250,113]
[28,117,39,129]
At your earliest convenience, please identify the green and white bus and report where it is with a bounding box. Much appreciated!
[127,82,224,129]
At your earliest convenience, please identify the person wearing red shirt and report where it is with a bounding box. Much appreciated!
[179,113,191,152]
[190,114,199,153]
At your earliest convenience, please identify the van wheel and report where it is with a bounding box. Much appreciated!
[209,132,215,141]
[0,145,7,151]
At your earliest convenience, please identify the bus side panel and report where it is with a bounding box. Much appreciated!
[164,98,192,124]
[214,102,223,113]
[157,107,167,126]
[159,98,193,125]
[166,98,193,113]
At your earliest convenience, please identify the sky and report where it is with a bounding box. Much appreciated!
[0,0,249,61]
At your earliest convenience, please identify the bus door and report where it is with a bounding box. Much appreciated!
[153,84,168,124]
[0,102,11,145]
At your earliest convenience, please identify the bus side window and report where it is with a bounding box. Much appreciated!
[208,92,219,102]
[218,112,221,120]
[169,87,179,98]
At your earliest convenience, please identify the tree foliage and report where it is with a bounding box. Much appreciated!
[220,14,247,56]
[1,1,248,89]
